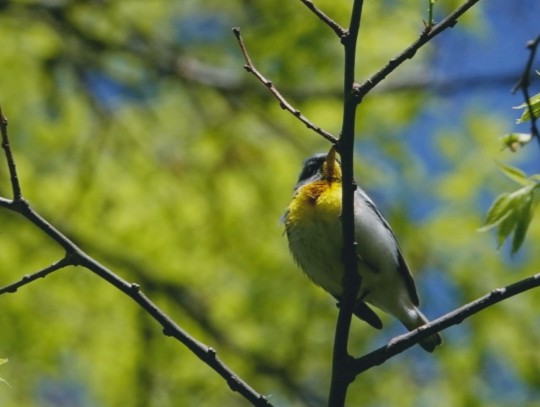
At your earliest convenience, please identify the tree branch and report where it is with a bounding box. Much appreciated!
[354,0,482,102]
[232,27,338,145]
[54,227,328,406]
[330,0,487,403]
[328,1,365,406]
[351,272,540,375]
[0,107,273,407]
[298,0,346,38]
[0,106,22,200]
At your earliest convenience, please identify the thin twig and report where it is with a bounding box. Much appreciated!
[0,257,72,295]
[232,27,338,145]
[355,0,482,102]
[298,0,346,38]
[351,272,540,376]
[425,0,436,30]
[0,106,22,200]
[512,34,540,147]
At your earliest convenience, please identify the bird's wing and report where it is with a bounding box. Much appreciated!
[353,300,383,329]
[333,294,383,329]
[356,188,420,306]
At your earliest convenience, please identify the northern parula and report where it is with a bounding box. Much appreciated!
[282,147,441,352]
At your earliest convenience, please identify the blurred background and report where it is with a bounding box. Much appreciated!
[0,0,539,406]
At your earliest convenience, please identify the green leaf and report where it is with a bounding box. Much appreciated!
[496,162,534,186]
[480,183,538,253]
[496,211,516,248]
[515,91,540,123]
[479,192,513,230]
[512,194,534,254]
[479,185,534,228]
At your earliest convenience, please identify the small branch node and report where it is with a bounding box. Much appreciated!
[351,83,362,99]
[340,31,350,46]
[162,327,174,337]
[227,377,241,391]
[491,287,506,296]
[257,394,270,403]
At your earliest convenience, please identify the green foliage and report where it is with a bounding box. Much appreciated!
[501,72,539,149]
[490,73,540,254]
[479,163,538,254]
[515,89,540,124]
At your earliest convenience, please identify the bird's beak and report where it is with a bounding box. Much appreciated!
[323,146,341,181]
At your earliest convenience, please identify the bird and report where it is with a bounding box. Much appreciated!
[282,146,441,352]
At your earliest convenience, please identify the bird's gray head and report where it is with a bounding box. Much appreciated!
[296,153,327,186]
[295,149,341,190]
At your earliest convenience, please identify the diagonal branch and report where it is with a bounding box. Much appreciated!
[232,27,338,144]
[0,205,272,407]
[298,0,346,38]
[354,0,482,102]
[351,272,540,376]
[0,108,273,407]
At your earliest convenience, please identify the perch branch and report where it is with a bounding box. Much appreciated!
[352,272,540,375]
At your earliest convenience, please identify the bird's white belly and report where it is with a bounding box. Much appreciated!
[287,209,407,317]
[287,216,345,296]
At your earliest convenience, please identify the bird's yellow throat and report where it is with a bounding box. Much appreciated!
[286,149,343,225]
[287,180,342,225]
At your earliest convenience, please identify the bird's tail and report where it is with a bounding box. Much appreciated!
[400,308,442,353]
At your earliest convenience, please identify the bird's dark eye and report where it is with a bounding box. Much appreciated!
[297,154,326,183]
